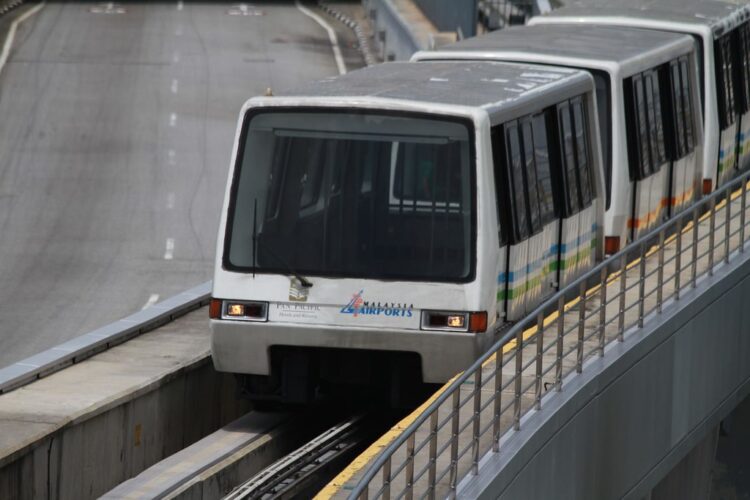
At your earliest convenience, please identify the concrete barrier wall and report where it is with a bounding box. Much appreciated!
[364,0,434,60]
[459,249,750,499]
[0,349,250,499]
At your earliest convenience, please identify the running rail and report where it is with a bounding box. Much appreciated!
[348,170,750,499]
[0,281,211,394]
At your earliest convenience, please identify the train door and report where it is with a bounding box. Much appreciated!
[624,70,670,240]
[493,113,557,321]
[715,32,739,187]
[734,22,750,173]
[556,97,597,288]
[664,57,699,214]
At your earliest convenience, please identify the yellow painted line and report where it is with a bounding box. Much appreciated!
[318,180,750,498]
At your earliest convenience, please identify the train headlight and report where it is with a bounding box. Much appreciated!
[209,298,268,322]
[421,311,487,333]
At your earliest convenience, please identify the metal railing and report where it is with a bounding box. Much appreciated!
[348,171,750,499]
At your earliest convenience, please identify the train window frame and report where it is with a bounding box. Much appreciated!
[491,127,511,247]
[506,122,531,241]
[571,96,594,208]
[715,33,737,129]
[521,118,543,234]
[680,58,696,152]
[666,60,687,160]
[558,101,581,215]
[532,111,556,226]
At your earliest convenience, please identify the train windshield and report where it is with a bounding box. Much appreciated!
[225,110,475,282]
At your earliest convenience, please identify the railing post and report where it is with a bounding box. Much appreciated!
[657,229,664,312]
[534,311,544,410]
[709,196,716,276]
[427,412,438,498]
[638,243,646,328]
[492,348,503,453]
[555,295,565,391]
[618,253,626,341]
[741,180,747,252]
[448,390,460,494]
[675,217,682,300]
[382,456,392,500]
[598,267,607,356]
[405,434,415,500]
[513,327,523,431]
[576,281,586,374]
[692,206,698,288]
[725,185,731,263]
[471,369,482,475]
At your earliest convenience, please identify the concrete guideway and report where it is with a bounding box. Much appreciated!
[0,303,250,499]
[328,174,750,499]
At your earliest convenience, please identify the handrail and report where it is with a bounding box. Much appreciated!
[348,170,750,499]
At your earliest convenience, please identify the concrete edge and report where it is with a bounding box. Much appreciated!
[0,281,212,395]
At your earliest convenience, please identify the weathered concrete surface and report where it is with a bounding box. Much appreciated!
[0,306,250,500]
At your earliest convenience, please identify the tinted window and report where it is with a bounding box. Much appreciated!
[521,119,542,233]
[716,33,737,128]
[558,102,580,213]
[670,61,687,159]
[507,123,530,240]
[681,59,695,151]
[532,112,555,225]
[571,97,593,207]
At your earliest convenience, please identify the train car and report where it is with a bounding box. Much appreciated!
[414,24,703,254]
[210,61,605,404]
[530,0,750,191]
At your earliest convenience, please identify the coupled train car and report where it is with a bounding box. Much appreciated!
[211,10,720,405]
[210,61,605,404]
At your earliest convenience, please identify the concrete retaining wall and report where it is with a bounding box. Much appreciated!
[459,248,750,499]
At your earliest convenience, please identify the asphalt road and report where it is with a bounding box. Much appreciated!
[0,1,357,367]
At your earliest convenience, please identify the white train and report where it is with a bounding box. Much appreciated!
[530,0,750,192]
[210,12,719,405]
[414,23,703,253]
[210,61,605,404]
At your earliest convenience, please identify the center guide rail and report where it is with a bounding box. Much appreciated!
[347,170,750,499]
[226,415,371,499]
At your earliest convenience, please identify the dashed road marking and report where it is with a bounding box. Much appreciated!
[167,192,175,210]
[173,51,180,63]
[177,1,183,11]
[169,113,177,127]
[294,0,346,75]
[171,78,178,94]
[168,149,176,165]
[164,238,175,260]
[141,294,159,310]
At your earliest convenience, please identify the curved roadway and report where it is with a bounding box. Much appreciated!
[0,1,351,366]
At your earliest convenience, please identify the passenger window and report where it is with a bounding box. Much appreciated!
[558,102,580,214]
[735,24,750,115]
[532,112,556,225]
[507,123,530,241]
[670,61,687,159]
[521,119,542,233]
[571,97,593,207]
[715,34,737,128]
[646,72,667,166]
[635,76,653,177]
[680,58,696,152]
[491,128,510,247]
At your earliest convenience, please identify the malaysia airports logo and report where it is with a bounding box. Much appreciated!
[340,290,414,318]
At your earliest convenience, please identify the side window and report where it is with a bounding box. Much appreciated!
[558,102,580,214]
[507,122,530,241]
[635,75,653,177]
[735,23,750,115]
[521,119,542,233]
[646,71,667,166]
[715,33,737,128]
[571,97,594,207]
[491,128,510,246]
[532,112,556,225]
[669,61,687,159]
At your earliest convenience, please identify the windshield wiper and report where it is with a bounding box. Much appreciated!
[251,198,313,288]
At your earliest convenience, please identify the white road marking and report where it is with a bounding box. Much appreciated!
[0,3,46,79]
[167,192,175,210]
[168,149,176,165]
[171,78,178,94]
[169,112,177,127]
[164,238,175,260]
[173,51,180,63]
[294,0,346,75]
[141,294,159,310]
[177,1,183,11]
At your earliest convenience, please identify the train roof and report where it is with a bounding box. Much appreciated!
[270,61,592,118]
[418,24,694,77]
[535,0,750,37]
